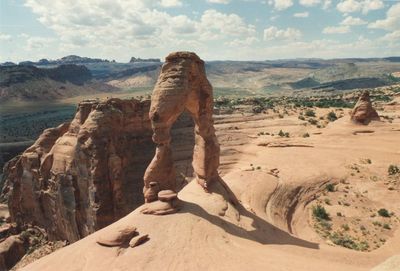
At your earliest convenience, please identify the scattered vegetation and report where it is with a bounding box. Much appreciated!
[329,232,369,251]
[278,130,289,137]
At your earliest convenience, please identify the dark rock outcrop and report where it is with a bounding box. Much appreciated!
[0,235,26,271]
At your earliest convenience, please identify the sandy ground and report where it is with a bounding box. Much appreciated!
[20,104,400,271]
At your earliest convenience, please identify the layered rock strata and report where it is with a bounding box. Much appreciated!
[1,98,194,242]
[350,90,380,124]
[143,52,220,206]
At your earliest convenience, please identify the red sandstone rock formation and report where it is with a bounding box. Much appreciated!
[1,97,194,243]
[350,91,380,124]
[1,98,155,243]
[142,52,220,210]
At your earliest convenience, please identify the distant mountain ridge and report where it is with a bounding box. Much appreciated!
[0,64,116,102]
[0,64,92,87]
[1,55,162,67]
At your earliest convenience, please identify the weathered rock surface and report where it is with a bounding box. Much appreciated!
[0,99,157,243]
[143,52,220,205]
[1,97,194,243]
[350,91,380,124]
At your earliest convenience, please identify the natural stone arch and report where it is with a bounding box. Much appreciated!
[142,52,220,205]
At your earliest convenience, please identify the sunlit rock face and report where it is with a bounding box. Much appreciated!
[1,98,194,242]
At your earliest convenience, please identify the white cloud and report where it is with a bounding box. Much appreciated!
[337,0,384,14]
[268,0,293,10]
[322,25,350,34]
[263,26,302,41]
[380,30,400,42]
[293,12,309,18]
[341,16,367,25]
[322,0,332,9]
[368,3,400,31]
[207,0,230,3]
[160,0,182,7]
[0,33,11,41]
[227,37,259,47]
[299,0,320,7]
[25,36,55,50]
[22,1,256,59]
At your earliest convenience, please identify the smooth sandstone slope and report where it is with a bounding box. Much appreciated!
[21,108,400,271]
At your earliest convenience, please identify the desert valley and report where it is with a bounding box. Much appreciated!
[0,51,398,271]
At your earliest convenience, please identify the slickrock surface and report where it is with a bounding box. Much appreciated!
[19,106,400,271]
[1,98,194,243]
[350,91,381,124]
[143,52,220,204]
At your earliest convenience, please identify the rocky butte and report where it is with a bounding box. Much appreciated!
[350,90,381,124]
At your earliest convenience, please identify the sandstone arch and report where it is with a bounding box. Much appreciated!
[143,52,220,205]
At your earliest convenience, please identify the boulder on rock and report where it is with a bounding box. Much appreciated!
[96,226,137,247]
[129,234,149,248]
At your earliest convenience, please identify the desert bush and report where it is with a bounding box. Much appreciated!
[378,208,390,217]
[308,118,318,125]
[383,223,391,230]
[305,109,316,117]
[302,133,310,138]
[327,111,338,122]
[326,183,335,192]
[341,224,350,231]
[313,205,330,220]
[388,165,400,176]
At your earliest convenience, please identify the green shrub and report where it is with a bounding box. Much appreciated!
[305,109,316,117]
[327,111,338,122]
[326,183,335,192]
[313,205,330,220]
[388,165,400,176]
[308,118,318,125]
[341,224,350,231]
[378,208,390,217]
[383,223,391,230]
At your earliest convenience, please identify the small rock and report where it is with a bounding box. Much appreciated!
[96,226,137,247]
[157,190,178,202]
[129,234,149,248]
[140,200,179,215]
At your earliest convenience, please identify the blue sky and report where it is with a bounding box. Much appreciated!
[0,0,399,62]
